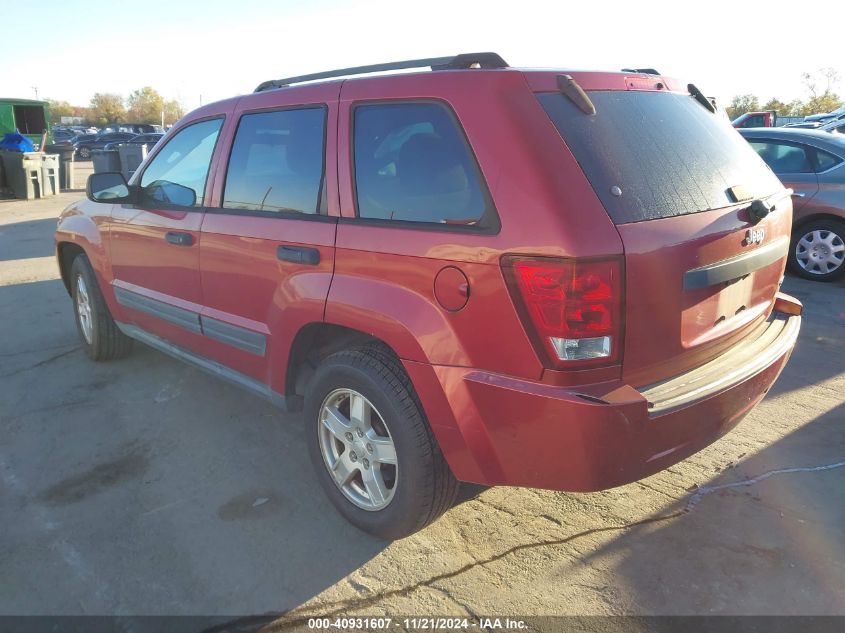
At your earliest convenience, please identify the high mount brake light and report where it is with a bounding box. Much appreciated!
[504,256,623,369]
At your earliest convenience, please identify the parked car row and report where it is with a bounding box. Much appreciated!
[67,131,164,159]
[102,133,164,151]
[782,117,845,132]
[50,123,166,159]
[72,132,137,159]
[52,128,80,143]
[732,106,845,129]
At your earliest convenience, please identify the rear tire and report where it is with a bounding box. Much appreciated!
[78,146,91,159]
[304,346,458,540]
[788,218,845,282]
[70,254,133,361]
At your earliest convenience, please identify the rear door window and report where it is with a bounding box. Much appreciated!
[223,107,326,215]
[538,91,782,224]
[748,140,843,174]
[748,141,814,174]
[352,101,496,229]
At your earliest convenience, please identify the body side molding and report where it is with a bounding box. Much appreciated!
[115,322,287,410]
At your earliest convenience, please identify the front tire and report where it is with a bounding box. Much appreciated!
[70,254,133,361]
[304,347,458,540]
[78,146,91,159]
[788,219,845,282]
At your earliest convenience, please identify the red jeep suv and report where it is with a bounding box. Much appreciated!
[55,53,802,539]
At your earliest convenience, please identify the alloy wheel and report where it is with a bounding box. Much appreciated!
[75,274,93,344]
[317,388,398,511]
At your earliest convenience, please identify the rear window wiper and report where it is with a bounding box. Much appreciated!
[557,75,596,116]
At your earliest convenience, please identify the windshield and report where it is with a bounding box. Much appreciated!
[538,90,783,224]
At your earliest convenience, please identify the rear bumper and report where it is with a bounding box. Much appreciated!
[407,297,801,491]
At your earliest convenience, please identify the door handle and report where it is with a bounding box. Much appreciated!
[165,231,194,246]
[276,245,320,265]
[792,192,805,198]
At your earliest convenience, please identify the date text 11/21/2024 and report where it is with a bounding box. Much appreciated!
[306,617,528,630]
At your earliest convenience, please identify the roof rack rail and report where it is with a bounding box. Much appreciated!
[254,52,509,92]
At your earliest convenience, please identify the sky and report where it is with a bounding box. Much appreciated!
[2,0,842,113]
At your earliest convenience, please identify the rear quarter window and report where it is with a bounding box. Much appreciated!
[538,91,783,224]
[815,148,842,172]
[352,101,497,229]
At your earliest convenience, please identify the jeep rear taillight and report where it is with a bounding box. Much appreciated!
[503,256,623,368]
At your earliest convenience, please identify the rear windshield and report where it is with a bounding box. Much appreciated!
[538,90,783,224]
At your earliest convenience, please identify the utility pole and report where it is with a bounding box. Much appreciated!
[32,86,39,100]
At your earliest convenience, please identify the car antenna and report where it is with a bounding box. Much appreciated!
[557,75,596,115]
[688,83,716,113]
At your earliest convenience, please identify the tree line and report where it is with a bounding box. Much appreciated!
[726,68,843,120]
[46,87,185,127]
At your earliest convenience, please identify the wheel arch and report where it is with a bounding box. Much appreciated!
[284,322,391,410]
[56,241,87,295]
[55,206,112,297]
[792,212,845,232]
[284,276,474,407]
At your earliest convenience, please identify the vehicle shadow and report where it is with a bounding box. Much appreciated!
[0,276,388,615]
[575,400,845,615]
[0,218,61,261]
[568,271,845,615]
[769,274,845,399]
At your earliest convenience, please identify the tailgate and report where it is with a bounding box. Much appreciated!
[617,194,792,385]
[537,83,792,385]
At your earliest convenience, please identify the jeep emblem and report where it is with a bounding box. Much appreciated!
[745,227,765,246]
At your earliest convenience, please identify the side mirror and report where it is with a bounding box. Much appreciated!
[87,172,134,204]
[144,180,197,208]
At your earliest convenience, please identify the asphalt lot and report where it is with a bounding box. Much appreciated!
[1,166,844,619]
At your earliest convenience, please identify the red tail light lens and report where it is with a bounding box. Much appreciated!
[503,256,623,368]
